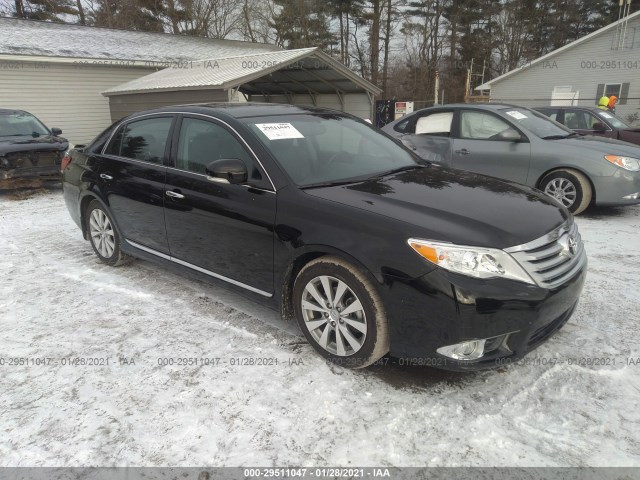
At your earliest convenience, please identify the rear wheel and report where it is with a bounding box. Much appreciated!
[540,169,592,215]
[85,200,130,266]
[293,256,389,368]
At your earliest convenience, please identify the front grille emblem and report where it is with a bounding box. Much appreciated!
[567,235,577,256]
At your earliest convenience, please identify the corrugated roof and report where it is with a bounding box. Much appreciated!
[102,48,382,96]
[476,10,640,90]
[0,17,279,63]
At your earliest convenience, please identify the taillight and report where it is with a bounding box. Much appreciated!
[61,154,72,172]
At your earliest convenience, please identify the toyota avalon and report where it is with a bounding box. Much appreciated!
[62,104,587,370]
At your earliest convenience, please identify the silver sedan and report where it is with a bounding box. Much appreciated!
[382,104,640,214]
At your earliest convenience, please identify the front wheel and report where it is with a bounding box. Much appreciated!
[540,169,592,215]
[293,256,389,368]
[85,200,130,266]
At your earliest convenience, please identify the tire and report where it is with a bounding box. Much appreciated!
[293,256,389,368]
[85,200,130,266]
[540,169,592,215]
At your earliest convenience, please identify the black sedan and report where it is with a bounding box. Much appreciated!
[62,104,587,370]
[0,109,68,184]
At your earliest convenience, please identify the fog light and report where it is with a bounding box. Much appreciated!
[437,339,486,361]
[623,192,640,200]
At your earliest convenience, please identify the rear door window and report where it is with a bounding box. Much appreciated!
[415,112,453,136]
[105,117,173,164]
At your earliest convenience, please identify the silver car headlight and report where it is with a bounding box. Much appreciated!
[604,155,640,171]
[408,238,535,285]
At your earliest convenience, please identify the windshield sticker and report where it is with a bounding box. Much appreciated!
[505,111,528,120]
[599,112,613,118]
[255,123,304,140]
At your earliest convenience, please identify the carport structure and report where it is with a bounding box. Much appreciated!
[102,48,381,121]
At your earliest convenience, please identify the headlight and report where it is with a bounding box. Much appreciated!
[604,155,640,171]
[408,238,535,285]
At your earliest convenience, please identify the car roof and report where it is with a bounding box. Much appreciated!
[535,106,601,112]
[412,103,526,113]
[0,108,29,115]
[124,103,347,121]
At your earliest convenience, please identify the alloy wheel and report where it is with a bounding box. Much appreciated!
[89,208,115,258]
[300,275,367,356]
[544,178,577,207]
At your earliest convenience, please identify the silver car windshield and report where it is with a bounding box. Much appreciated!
[244,114,421,187]
[499,107,574,139]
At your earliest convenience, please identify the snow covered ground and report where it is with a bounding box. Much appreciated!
[1,188,639,467]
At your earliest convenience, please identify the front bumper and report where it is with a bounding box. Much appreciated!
[382,263,587,371]
[592,169,640,206]
[0,166,61,181]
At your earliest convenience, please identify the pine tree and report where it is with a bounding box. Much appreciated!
[13,0,78,22]
[270,0,337,50]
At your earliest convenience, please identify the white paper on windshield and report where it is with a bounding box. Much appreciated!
[600,112,613,118]
[505,111,528,120]
[255,123,304,140]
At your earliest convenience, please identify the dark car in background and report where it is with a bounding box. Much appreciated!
[0,109,68,185]
[383,104,640,214]
[535,106,640,146]
[62,103,586,371]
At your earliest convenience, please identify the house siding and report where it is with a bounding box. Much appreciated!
[0,61,153,144]
[107,90,229,122]
[248,93,373,119]
[489,19,640,120]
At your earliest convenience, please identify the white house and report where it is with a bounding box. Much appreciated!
[477,10,640,121]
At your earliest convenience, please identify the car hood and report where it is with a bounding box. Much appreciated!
[550,135,640,156]
[0,135,69,156]
[304,166,568,249]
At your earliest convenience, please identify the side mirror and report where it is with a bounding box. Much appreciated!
[497,128,523,142]
[205,158,248,185]
[51,127,63,136]
[592,122,607,133]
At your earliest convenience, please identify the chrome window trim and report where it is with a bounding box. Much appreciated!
[125,239,273,298]
[163,165,276,194]
[101,111,277,192]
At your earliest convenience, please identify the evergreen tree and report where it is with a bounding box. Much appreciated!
[270,0,337,50]
[13,0,78,21]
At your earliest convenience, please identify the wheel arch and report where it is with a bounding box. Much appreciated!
[79,193,119,241]
[535,166,596,205]
[279,246,381,322]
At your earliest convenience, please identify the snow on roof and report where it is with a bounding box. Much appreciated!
[476,9,640,90]
[0,17,280,63]
[102,48,383,96]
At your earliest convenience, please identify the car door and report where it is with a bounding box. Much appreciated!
[451,109,531,185]
[98,115,175,254]
[163,115,276,296]
[565,109,617,139]
[397,110,454,166]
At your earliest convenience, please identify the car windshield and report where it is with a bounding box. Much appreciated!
[595,110,631,129]
[498,107,574,139]
[0,112,50,137]
[243,114,421,187]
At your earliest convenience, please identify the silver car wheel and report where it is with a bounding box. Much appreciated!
[300,275,367,356]
[89,208,115,258]
[544,178,577,207]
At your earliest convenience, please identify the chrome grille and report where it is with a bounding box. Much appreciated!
[505,220,586,289]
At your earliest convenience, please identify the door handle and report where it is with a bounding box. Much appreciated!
[454,149,470,155]
[165,190,185,199]
[100,173,113,180]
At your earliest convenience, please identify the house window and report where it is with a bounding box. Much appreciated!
[604,84,622,98]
